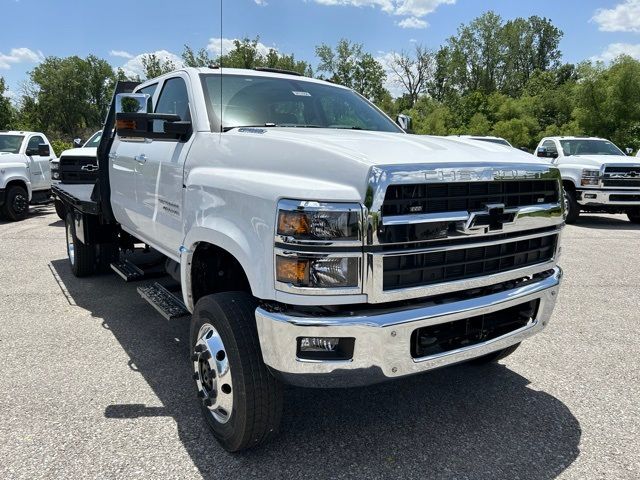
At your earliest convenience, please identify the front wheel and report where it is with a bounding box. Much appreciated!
[2,185,29,221]
[65,212,97,277]
[564,189,580,224]
[190,292,283,452]
[54,198,66,221]
[627,210,640,224]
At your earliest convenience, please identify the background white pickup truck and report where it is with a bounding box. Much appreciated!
[0,131,54,221]
[535,136,640,223]
[54,69,565,452]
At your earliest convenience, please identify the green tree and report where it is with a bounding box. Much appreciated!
[182,45,213,67]
[141,53,176,79]
[388,45,435,107]
[315,39,388,102]
[0,77,15,129]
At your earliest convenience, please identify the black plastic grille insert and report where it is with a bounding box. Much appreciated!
[383,234,557,291]
[382,180,559,216]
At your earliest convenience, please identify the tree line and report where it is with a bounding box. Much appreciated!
[1,11,640,153]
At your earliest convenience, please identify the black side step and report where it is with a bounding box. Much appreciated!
[111,259,145,282]
[137,283,189,320]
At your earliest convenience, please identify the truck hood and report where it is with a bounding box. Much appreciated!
[53,147,97,164]
[210,128,551,204]
[566,154,640,167]
[235,128,540,166]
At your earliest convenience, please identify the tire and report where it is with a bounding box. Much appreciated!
[564,188,580,224]
[54,198,66,221]
[190,292,283,452]
[65,212,97,277]
[470,342,521,365]
[2,184,30,221]
[627,211,640,224]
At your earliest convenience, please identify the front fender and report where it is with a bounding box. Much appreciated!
[181,219,271,312]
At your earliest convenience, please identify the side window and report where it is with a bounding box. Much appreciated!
[27,135,45,154]
[138,83,158,111]
[152,78,190,134]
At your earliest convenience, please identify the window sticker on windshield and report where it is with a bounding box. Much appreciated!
[292,91,311,97]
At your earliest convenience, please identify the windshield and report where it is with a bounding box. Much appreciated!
[83,131,102,148]
[472,137,511,147]
[201,74,402,133]
[560,139,624,156]
[0,135,24,154]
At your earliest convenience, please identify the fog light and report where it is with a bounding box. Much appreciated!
[300,337,340,352]
[584,193,597,199]
[297,337,355,361]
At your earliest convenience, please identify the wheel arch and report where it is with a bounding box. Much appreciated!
[181,225,266,311]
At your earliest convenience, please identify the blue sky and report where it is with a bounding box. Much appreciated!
[2,0,640,98]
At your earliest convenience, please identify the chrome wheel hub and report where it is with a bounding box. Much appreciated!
[193,324,233,424]
[66,221,75,265]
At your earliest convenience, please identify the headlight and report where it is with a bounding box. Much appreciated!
[277,200,361,242]
[581,169,600,186]
[276,255,359,288]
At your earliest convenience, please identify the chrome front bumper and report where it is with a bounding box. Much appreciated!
[256,267,562,387]
[577,189,640,206]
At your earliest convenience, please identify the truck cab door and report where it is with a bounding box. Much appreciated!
[134,75,194,257]
[24,135,52,190]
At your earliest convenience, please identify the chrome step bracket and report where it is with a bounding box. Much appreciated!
[137,282,189,320]
[110,259,145,282]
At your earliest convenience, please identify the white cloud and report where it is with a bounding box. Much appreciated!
[313,0,455,27]
[254,0,268,5]
[0,47,44,70]
[593,0,640,33]
[397,16,428,29]
[120,50,184,78]
[110,50,134,59]
[592,42,640,62]
[375,51,405,97]
[206,37,274,57]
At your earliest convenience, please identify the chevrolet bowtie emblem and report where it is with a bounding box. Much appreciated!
[460,203,516,234]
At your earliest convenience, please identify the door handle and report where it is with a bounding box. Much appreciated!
[134,154,147,164]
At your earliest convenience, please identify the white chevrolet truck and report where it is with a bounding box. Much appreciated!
[54,68,565,451]
[0,131,54,221]
[536,136,640,223]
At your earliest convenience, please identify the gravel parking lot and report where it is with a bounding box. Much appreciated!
[1,206,638,480]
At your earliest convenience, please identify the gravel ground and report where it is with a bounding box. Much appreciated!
[0,206,638,480]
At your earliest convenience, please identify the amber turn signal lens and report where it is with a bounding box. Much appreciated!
[276,256,309,285]
[278,211,309,236]
[116,119,137,130]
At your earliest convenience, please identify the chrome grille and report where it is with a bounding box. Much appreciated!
[602,165,640,188]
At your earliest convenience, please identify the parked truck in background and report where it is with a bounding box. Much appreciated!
[53,68,565,452]
[536,136,640,223]
[51,130,102,219]
[0,131,54,221]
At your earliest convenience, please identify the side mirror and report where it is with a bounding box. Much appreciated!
[626,147,633,156]
[73,138,83,148]
[536,147,547,158]
[38,143,50,156]
[396,114,412,132]
[116,94,191,141]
